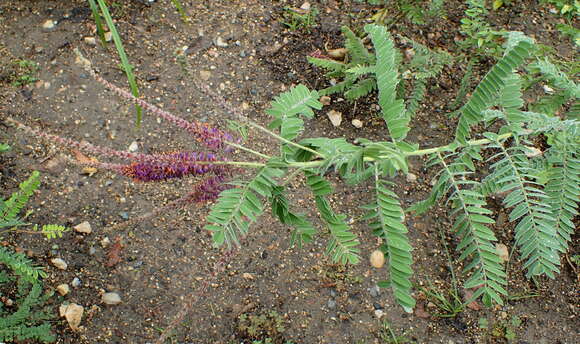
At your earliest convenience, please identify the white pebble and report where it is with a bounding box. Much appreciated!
[51,258,68,270]
[351,119,363,128]
[102,292,122,305]
[71,277,81,288]
[84,37,97,46]
[128,141,139,152]
[406,173,418,183]
[42,19,56,29]
[74,221,92,234]
[215,36,228,47]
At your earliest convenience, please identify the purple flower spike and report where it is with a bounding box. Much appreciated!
[186,176,231,204]
[119,151,228,182]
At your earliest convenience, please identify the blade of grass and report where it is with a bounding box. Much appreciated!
[170,0,189,23]
[87,0,106,45]
[96,0,142,126]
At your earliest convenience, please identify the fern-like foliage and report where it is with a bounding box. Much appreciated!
[365,24,410,141]
[308,26,376,101]
[33,224,68,240]
[305,171,360,264]
[0,247,46,282]
[527,58,580,117]
[343,26,374,65]
[205,162,286,247]
[0,247,54,343]
[486,134,561,278]
[433,152,507,306]
[270,186,316,248]
[544,128,579,253]
[450,58,476,111]
[363,171,415,312]
[267,84,321,141]
[1,171,40,223]
[0,279,54,343]
[455,33,535,143]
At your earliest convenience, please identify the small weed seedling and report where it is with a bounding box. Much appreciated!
[281,5,318,32]
[459,0,505,58]
[9,59,39,87]
[378,320,413,344]
[237,310,286,343]
[359,0,445,26]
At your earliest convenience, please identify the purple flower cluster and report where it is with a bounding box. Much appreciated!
[119,152,227,182]
[187,176,231,203]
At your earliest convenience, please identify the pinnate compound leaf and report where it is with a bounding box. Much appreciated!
[365,174,415,312]
[365,24,410,141]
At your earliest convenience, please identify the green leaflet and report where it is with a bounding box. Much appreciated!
[544,129,579,253]
[434,153,507,306]
[1,171,40,223]
[365,24,410,141]
[365,175,415,312]
[455,33,535,143]
[206,163,286,247]
[267,84,322,141]
[270,186,316,248]
[488,141,561,278]
[305,171,360,264]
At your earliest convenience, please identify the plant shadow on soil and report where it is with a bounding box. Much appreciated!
[0,0,578,343]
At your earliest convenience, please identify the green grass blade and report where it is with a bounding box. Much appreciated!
[87,0,106,45]
[170,0,189,22]
[96,0,142,126]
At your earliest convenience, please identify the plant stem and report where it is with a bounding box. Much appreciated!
[405,133,513,157]
[246,121,326,159]
[225,141,271,160]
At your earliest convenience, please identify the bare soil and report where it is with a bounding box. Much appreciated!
[0,1,578,343]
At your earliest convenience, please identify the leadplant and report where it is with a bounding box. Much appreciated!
[206,25,578,311]
[11,24,579,314]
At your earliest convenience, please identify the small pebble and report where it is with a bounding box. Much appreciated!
[369,285,380,298]
[406,173,418,183]
[102,292,122,305]
[327,299,336,309]
[128,141,139,152]
[71,277,81,288]
[370,250,385,268]
[199,70,211,81]
[214,36,228,47]
[89,247,96,255]
[327,110,342,127]
[242,272,254,280]
[104,31,113,42]
[351,119,363,128]
[84,37,96,46]
[119,212,129,220]
[374,309,384,318]
[101,237,111,248]
[42,19,56,29]
[74,221,92,234]
[51,258,68,270]
[56,284,70,296]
